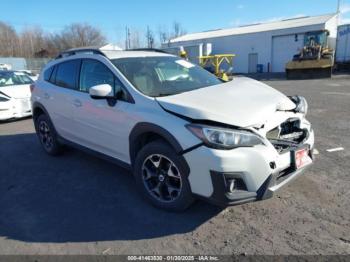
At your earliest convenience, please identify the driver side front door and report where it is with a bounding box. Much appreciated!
[72,59,133,163]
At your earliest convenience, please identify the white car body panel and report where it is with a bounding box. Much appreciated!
[0,84,31,99]
[156,77,296,127]
[0,84,32,120]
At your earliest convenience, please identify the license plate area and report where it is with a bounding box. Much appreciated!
[292,146,312,169]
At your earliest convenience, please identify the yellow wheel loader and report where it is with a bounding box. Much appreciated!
[286,30,334,79]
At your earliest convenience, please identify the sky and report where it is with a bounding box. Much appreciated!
[2,0,350,46]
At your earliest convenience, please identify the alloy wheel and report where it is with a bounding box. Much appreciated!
[38,120,54,151]
[141,154,182,202]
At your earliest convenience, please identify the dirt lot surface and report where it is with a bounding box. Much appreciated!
[0,76,349,255]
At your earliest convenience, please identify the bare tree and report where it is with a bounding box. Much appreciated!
[19,26,48,57]
[53,23,106,50]
[158,25,169,44]
[145,26,155,48]
[130,29,141,49]
[172,21,186,38]
[0,22,19,57]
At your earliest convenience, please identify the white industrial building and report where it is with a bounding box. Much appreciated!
[162,14,338,73]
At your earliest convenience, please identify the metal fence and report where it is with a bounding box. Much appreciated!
[0,57,51,73]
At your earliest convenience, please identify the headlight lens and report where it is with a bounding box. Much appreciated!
[186,124,265,149]
[291,96,308,115]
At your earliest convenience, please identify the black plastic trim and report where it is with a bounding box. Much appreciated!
[56,48,107,59]
[32,102,50,121]
[180,143,204,155]
[57,135,132,171]
[203,171,257,207]
[0,91,11,99]
[127,48,169,54]
[129,122,184,165]
[257,175,274,200]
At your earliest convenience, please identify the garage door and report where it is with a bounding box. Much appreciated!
[272,34,304,72]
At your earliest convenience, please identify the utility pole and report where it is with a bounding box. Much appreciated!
[147,26,150,48]
[337,0,341,26]
[125,26,130,50]
[125,26,128,50]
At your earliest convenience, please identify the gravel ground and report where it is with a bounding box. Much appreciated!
[0,76,349,255]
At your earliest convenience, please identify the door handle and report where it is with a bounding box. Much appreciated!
[73,99,82,107]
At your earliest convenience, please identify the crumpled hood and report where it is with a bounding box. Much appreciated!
[0,84,31,99]
[156,77,296,127]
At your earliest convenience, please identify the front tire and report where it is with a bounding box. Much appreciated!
[35,114,63,156]
[133,140,194,211]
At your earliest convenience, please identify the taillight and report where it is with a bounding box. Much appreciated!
[30,83,35,93]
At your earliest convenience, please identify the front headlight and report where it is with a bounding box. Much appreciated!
[186,124,265,150]
[291,96,308,115]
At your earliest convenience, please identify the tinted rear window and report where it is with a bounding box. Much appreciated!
[55,60,80,89]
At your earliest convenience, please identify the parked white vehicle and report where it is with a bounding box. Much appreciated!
[0,70,34,121]
[17,70,39,81]
[31,48,314,211]
[0,63,11,71]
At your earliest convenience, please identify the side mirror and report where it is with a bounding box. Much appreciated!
[89,84,113,99]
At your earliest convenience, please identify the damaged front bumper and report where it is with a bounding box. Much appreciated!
[202,145,314,207]
[184,115,314,207]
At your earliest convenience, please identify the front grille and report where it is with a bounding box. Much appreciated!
[267,118,308,153]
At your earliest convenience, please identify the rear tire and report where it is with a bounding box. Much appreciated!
[35,114,63,156]
[133,140,194,212]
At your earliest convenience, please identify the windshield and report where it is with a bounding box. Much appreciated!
[112,56,222,97]
[0,71,34,87]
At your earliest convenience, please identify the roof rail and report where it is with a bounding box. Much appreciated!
[55,47,107,59]
[127,48,169,54]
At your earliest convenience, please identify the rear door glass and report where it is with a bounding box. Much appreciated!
[55,60,81,89]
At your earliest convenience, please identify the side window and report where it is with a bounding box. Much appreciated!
[49,65,57,84]
[55,60,80,89]
[43,66,54,81]
[114,77,127,100]
[79,60,115,93]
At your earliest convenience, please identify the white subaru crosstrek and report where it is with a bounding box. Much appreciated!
[31,48,314,211]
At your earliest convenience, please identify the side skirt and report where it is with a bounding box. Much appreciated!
[57,136,132,171]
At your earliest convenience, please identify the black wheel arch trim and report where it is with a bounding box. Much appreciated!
[129,122,183,164]
[32,102,49,119]
[32,102,58,134]
[129,122,200,167]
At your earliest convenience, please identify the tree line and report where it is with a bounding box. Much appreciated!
[0,21,186,58]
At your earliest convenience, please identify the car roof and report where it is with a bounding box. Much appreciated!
[55,47,175,61]
[103,50,174,59]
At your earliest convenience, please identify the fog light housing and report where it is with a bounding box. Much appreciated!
[224,175,247,193]
[227,179,236,193]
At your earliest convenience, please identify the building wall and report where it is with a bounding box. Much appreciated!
[165,22,337,73]
[336,24,350,63]
[325,15,339,49]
